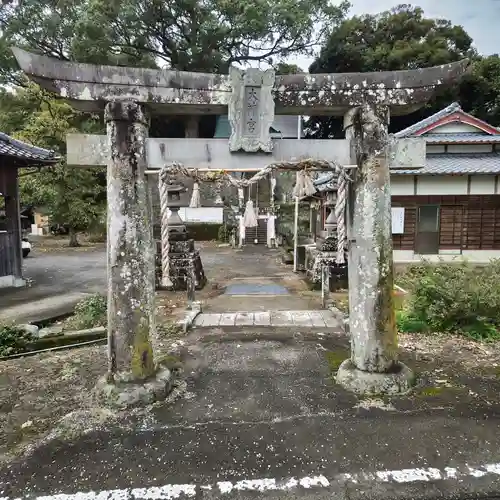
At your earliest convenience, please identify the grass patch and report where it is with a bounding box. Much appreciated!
[396,310,429,334]
[0,324,35,357]
[417,386,445,397]
[64,293,107,331]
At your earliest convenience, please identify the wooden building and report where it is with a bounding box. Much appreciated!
[0,132,58,288]
[313,103,500,263]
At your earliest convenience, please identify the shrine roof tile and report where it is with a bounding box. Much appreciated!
[0,132,59,164]
[423,133,500,143]
[393,153,500,175]
[394,102,462,138]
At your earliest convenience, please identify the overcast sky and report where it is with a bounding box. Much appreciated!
[291,0,500,70]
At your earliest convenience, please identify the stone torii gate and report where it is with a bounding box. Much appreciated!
[12,47,468,404]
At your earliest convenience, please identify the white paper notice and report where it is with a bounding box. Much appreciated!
[392,207,405,234]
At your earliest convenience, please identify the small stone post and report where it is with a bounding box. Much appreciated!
[336,104,413,395]
[293,195,299,272]
[321,263,330,309]
[96,101,172,408]
[186,260,196,308]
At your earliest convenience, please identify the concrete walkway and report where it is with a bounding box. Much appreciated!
[194,309,341,327]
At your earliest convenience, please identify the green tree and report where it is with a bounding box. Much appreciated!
[0,0,156,85]
[307,5,483,138]
[4,84,105,246]
[462,55,500,126]
[274,62,304,75]
[1,0,349,75]
[1,0,349,136]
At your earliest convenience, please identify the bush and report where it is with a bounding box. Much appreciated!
[400,260,500,340]
[217,224,235,243]
[396,310,428,334]
[68,293,107,330]
[0,324,34,357]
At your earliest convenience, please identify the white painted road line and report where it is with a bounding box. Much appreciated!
[5,462,500,500]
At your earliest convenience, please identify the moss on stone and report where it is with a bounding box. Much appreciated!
[157,354,183,371]
[417,386,445,397]
[415,385,463,398]
[130,316,155,380]
[376,232,398,361]
[325,351,348,373]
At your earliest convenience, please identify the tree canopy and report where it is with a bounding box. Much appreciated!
[0,84,105,245]
[0,0,348,82]
[307,4,500,137]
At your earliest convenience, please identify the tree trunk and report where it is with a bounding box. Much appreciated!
[68,226,80,247]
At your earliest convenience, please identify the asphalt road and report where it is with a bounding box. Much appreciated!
[2,333,500,500]
[0,248,107,309]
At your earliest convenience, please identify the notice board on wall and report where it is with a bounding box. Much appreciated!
[391,207,405,234]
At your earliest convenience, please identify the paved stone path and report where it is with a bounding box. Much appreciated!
[194,309,341,328]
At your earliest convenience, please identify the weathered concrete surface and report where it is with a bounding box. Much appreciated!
[336,358,414,395]
[2,330,500,500]
[194,310,340,327]
[12,47,469,115]
[94,367,172,409]
[66,135,353,169]
[0,292,91,324]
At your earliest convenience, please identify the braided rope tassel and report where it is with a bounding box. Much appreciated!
[335,171,348,264]
[159,167,173,288]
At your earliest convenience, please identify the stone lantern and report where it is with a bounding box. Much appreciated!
[161,180,207,291]
[166,182,188,239]
[323,192,337,237]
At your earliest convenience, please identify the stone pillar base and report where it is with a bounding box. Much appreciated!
[336,360,414,396]
[94,368,173,409]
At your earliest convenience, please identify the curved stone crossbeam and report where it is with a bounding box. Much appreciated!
[12,47,469,116]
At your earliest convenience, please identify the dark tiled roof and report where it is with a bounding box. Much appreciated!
[311,154,500,188]
[0,132,59,163]
[393,153,500,175]
[313,172,335,186]
[394,102,462,138]
[424,133,500,143]
[394,102,500,140]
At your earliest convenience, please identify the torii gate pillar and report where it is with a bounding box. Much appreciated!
[337,104,413,395]
[95,101,172,407]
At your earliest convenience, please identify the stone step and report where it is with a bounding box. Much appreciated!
[193,309,341,328]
